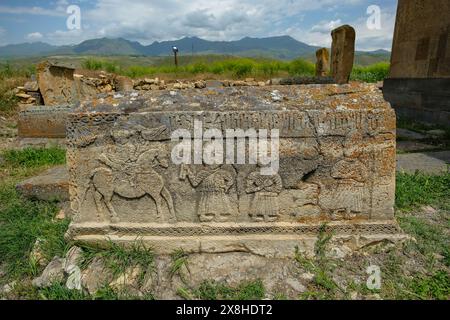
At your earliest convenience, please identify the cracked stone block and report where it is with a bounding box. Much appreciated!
[16,165,69,201]
[18,105,72,139]
[66,83,404,257]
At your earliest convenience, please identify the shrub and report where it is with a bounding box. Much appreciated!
[351,62,390,83]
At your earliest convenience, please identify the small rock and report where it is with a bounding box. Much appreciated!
[110,266,142,291]
[327,246,352,259]
[271,90,282,102]
[285,278,306,293]
[258,81,266,87]
[66,265,82,291]
[24,81,39,92]
[366,293,382,300]
[300,272,315,282]
[194,80,206,89]
[350,291,359,300]
[1,281,16,295]
[16,93,31,99]
[32,257,65,288]
[64,246,83,272]
[30,238,48,267]
[55,209,66,220]
[141,268,156,293]
[421,205,437,214]
[432,253,444,261]
[245,78,255,82]
[81,257,113,295]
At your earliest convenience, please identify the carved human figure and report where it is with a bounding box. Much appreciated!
[180,164,235,222]
[245,170,283,222]
[330,158,368,217]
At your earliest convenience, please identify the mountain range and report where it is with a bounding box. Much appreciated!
[0,36,390,63]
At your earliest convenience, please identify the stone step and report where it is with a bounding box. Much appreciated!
[396,151,450,175]
[16,165,69,201]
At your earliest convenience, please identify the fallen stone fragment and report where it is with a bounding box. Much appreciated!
[24,81,39,92]
[30,238,49,267]
[109,266,143,292]
[81,257,113,295]
[32,257,65,288]
[66,265,82,291]
[64,246,84,272]
[16,165,69,201]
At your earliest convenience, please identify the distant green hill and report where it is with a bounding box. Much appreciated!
[0,36,390,66]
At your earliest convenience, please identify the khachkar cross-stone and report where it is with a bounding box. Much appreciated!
[65,84,406,257]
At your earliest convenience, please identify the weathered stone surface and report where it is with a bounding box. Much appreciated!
[331,25,356,84]
[315,48,330,77]
[18,105,71,139]
[16,165,69,201]
[24,81,39,92]
[115,76,134,92]
[383,1,450,126]
[63,246,83,272]
[66,83,403,257]
[109,266,143,292]
[37,61,78,106]
[32,257,65,288]
[81,257,113,295]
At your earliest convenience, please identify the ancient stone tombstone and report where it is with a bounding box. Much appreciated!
[331,25,356,84]
[37,61,78,106]
[315,48,330,77]
[66,84,404,257]
[18,105,72,139]
[383,0,450,126]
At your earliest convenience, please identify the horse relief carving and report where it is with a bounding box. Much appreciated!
[82,132,176,223]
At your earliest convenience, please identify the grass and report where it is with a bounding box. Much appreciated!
[0,147,69,282]
[0,62,35,116]
[81,241,154,278]
[395,173,450,211]
[294,225,344,300]
[170,248,190,281]
[350,62,390,83]
[189,279,265,300]
[80,56,387,82]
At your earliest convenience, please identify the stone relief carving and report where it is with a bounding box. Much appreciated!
[180,164,236,222]
[83,129,176,223]
[328,158,368,219]
[245,170,283,222]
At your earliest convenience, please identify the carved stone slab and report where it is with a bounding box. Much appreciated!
[66,83,402,257]
[18,105,72,138]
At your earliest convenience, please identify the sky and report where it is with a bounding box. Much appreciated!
[0,0,398,51]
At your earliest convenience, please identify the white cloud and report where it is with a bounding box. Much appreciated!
[26,32,44,41]
[287,5,396,50]
[1,0,394,50]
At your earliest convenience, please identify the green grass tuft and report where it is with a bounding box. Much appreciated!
[351,62,390,83]
[192,279,265,300]
[395,173,450,211]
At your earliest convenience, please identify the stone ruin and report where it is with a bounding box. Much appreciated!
[16,24,356,148]
[331,25,356,85]
[64,83,405,257]
[383,0,450,126]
